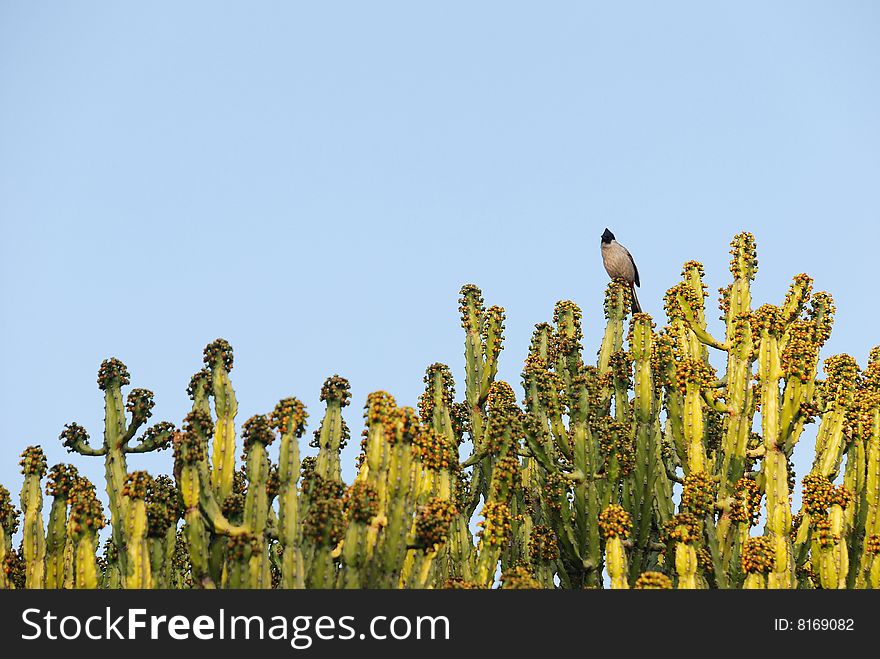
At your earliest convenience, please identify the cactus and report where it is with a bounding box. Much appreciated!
[0,232,877,589]
[58,359,174,583]
[599,505,631,589]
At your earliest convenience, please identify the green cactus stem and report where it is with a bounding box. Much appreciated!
[67,478,105,589]
[204,339,238,504]
[145,475,180,588]
[599,505,631,589]
[240,415,274,587]
[459,285,505,511]
[174,412,216,588]
[19,446,47,589]
[314,376,351,482]
[338,481,379,588]
[271,397,307,588]
[0,486,20,590]
[814,488,851,589]
[418,363,471,584]
[754,305,795,588]
[301,473,345,589]
[44,464,78,589]
[402,498,458,588]
[665,513,702,589]
[856,348,880,588]
[475,501,511,587]
[121,471,151,589]
[741,536,774,589]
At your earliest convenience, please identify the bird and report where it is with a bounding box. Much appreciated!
[600,228,641,314]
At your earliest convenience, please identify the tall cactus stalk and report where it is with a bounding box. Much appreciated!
[754,304,793,588]
[44,464,77,589]
[121,471,151,589]
[240,415,274,588]
[599,505,631,589]
[271,397,307,588]
[459,285,505,513]
[145,475,180,589]
[856,348,880,587]
[19,446,47,589]
[205,340,239,504]
[67,476,104,589]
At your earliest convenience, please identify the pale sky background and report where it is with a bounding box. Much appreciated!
[1,2,878,522]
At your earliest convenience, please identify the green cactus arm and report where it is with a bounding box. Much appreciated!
[187,368,213,416]
[119,388,156,445]
[809,355,859,480]
[126,421,175,453]
[677,291,728,351]
[780,273,814,327]
[59,423,106,456]
[522,427,557,473]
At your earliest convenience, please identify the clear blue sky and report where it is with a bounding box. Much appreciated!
[1,2,878,508]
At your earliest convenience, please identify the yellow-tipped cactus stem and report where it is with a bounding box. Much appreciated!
[599,505,631,589]
[19,446,47,589]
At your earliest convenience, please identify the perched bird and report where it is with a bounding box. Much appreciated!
[600,228,641,314]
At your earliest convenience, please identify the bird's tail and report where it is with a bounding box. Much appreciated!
[631,284,642,314]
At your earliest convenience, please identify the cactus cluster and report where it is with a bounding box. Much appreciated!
[1,232,878,589]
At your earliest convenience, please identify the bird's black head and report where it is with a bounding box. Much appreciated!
[601,228,615,244]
